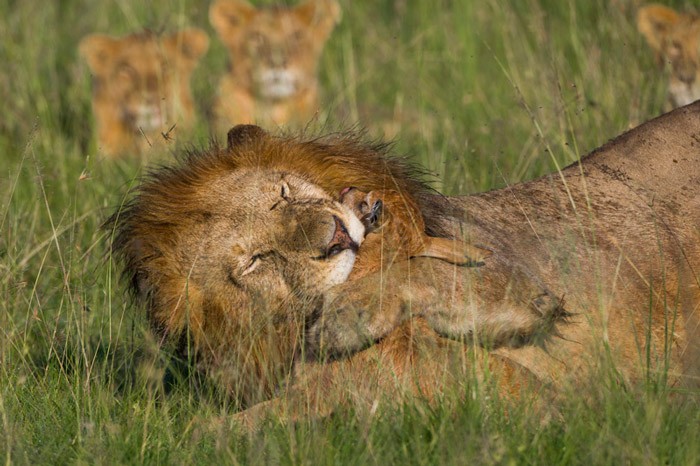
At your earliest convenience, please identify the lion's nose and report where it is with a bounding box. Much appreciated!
[325,215,359,257]
[361,199,383,234]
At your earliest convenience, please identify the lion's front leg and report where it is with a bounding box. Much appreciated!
[307,267,436,357]
[422,255,567,347]
[308,257,567,359]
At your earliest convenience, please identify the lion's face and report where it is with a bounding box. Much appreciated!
[638,5,700,108]
[79,29,208,147]
[209,0,340,100]
[109,123,440,403]
[111,154,363,354]
[194,169,364,299]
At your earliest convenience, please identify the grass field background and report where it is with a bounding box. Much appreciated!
[1,0,699,464]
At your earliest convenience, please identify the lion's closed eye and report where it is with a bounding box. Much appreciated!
[116,63,138,82]
[241,251,278,276]
[270,182,292,211]
[280,181,291,200]
[241,254,262,276]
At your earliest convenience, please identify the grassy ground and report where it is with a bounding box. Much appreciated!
[1,0,699,464]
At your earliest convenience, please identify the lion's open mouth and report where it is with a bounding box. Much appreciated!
[314,215,359,260]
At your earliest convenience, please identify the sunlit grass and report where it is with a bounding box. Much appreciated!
[1,0,698,463]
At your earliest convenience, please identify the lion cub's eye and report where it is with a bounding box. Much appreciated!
[287,30,305,50]
[116,63,137,82]
[668,41,682,58]
[247,32,268,51]
[290,30,305,43]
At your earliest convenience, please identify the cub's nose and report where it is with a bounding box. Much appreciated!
[325,215,359,258]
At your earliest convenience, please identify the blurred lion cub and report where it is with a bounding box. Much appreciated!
[637,4,700,108]
[79,29,209,157]
[340,187,491,279]
[209,0,340,129]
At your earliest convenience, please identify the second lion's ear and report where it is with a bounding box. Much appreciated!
[637,5,680,55]
[79,34,120,75]
[210,0,257,47]
[227,124,269,149]
[296,0,341,44]
[163,28,210,67]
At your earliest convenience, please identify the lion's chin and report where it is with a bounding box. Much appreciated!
[322,201,365,288]
[324,251,357,289]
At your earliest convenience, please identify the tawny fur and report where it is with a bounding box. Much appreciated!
[241,103,700,428]
[79,29,209,157]
[209,0,340,130]
[109,101,700,422]
[108,124,560,407]
[107,124,450,406]
[637,4,700,108]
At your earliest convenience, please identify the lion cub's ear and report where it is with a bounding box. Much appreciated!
[209,0,257,47]
[637,4,681,58]
[227,124,269,148]
[163,28,210,68]
[295,0,342,43]
[79,34,120,75]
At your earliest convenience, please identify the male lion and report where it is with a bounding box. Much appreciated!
[79,29,209,157]
[111,104,700,424]
[638,4,700,108]
[209,0,340,129]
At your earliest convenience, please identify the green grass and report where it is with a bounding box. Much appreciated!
[1,0,698,464]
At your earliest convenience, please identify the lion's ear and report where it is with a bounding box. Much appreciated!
[227,124,269,148]
[79,34,120,75]
[295,0,341,44]
[637,5,680,56]
[163,28,210,67]
[209,0,257,47]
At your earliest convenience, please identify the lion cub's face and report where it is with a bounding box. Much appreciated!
[638,5,700,108]
[79,29,209,156]
[210,0,340,100]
